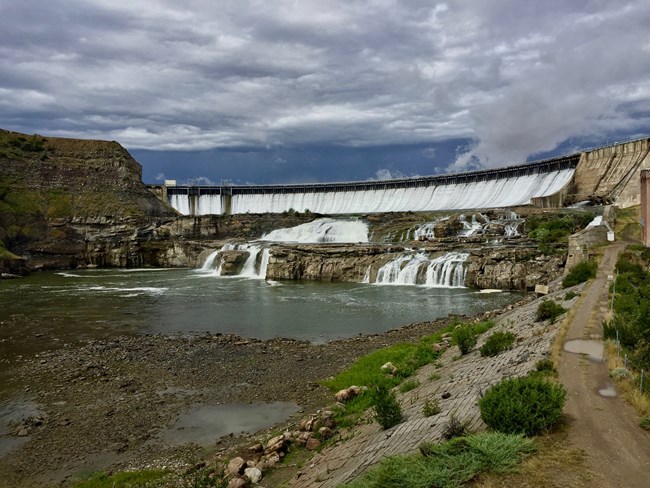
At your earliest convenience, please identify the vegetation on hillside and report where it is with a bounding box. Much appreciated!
[562,260,597,288]
[0,131,47,160]
[341,432,536,488]
[525,212,594,253]
[479,375,567,436]
[323,320,494,427]
[603,250,650,375]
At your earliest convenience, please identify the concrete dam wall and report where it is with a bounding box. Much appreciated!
[153,138,650,216]
[162,156,577,216]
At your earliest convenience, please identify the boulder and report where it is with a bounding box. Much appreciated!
[334,385,362,403]
[244,467,263,484]
[318,426,333,439]
[227,457,246,476]
[265,434,287,454]
[305,437,321,451]
[264,452,280,468]
[381,362,398,375]
[227,479,246,488]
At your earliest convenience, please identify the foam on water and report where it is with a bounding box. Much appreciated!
[261,218,368,243]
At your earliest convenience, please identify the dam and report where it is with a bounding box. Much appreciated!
[151,138,650,215]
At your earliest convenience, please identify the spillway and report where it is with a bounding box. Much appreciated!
[164,153,579,215]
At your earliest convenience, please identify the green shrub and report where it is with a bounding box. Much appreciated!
[422,399,441,417]
[640,416,650,431]
[536,300,566,323]
[479,375,566,436]
[535,358,556,373]
[399,379,419,393]
[343,432,535,488]
[564,291,577,300]
[453,325,477,355]
[562,260,597,288]
[372,384,403,430]
[480,332,516,357]
[442,413,470,440]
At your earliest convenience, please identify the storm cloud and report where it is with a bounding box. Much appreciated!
[1,0,649,176]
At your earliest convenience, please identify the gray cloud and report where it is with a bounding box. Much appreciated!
[1,0,649,169]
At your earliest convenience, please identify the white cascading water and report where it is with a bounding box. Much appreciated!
[459,214,484,236]
[171,169,575,215]
[200,249,220,271]
[261,218,368,243]
[371,252,468,288]
[200,218,368,279]
[199,243,268,279]
[409,212,522,241]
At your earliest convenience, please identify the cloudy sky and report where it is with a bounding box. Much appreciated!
[1,0,649,184]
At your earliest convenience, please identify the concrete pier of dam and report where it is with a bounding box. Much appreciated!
[148,138,650,216]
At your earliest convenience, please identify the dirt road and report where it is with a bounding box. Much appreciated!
[559,242,650,487]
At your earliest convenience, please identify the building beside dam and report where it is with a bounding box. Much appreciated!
[149,138,650,216]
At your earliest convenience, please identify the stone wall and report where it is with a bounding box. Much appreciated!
[565,207,614,270]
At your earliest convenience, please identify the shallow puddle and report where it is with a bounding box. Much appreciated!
[598,383,617,397]
[0,398,42,458]
[564,339,604,362]
[159,402,299,446]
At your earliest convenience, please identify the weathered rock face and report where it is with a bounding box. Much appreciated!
[465,249,565,290]
[259,244,564,291]
[264,245,404,282]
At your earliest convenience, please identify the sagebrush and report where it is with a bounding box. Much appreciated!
[479,375,566,436]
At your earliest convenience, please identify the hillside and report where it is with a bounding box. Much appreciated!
[0,129,177,271]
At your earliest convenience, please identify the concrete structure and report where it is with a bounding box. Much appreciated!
[148,138,650,216]
[642,170,650,247]
[565,206,615,270]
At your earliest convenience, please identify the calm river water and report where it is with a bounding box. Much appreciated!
[0,268,523,454]
[0,268,522,359]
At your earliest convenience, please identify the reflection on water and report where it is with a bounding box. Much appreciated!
[0,397,41,457]
[159,402,300,446]
[0,269,523,361]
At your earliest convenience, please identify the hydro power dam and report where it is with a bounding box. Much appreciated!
[151,138,650,215]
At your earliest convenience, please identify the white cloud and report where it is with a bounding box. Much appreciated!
[0,0,649,170]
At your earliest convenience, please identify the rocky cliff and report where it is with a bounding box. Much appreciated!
[0,130,180,271]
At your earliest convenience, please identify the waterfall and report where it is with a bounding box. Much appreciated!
[258,248,271,279]
[413,223,437,241]
[424,252,469,287]
[362,266,371,284]
[200,250,220,271]
[261,218,368,243]
[371,252,468,288]
[239,246,262,277]
[198,243,268,279]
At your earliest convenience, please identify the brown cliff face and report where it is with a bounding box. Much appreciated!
[0,130,180,271]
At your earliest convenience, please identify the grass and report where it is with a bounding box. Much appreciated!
[422,398,441,417]
[399,378,420,393]
[604,341,650,417]
[340,432,536,488]
[614,205,641,242]
[323,321,493,427]
[72,470,169,488]
[473,430,596,488]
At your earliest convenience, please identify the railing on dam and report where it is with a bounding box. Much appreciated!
[161,153,579,198]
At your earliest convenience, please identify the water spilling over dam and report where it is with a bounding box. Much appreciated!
[151,138,650,215]
[164,155,578,215]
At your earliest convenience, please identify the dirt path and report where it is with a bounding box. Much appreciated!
[559,242,650,487]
